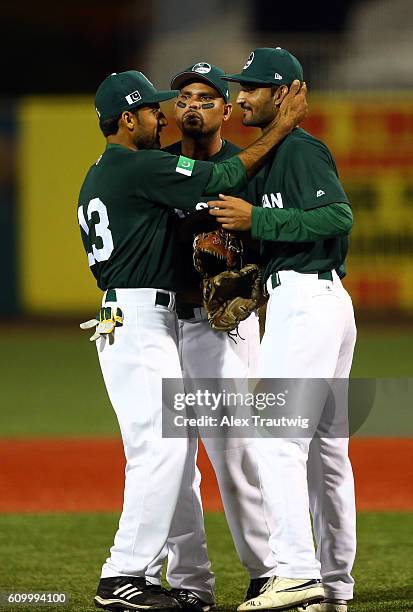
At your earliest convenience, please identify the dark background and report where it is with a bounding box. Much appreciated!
[2,1,360,95]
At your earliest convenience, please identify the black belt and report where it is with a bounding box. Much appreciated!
[104,288,172,308]
[269,270,333,290]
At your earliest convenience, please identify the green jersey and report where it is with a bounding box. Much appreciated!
[77,143,246,291]
[251,128,350,282]
[164,139,241,292]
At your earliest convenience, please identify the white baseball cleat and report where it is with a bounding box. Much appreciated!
[297,600,348,612]
[237,576,324,611]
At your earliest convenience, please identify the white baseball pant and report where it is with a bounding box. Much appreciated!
[255,270,357,601]
[96,288,189,578]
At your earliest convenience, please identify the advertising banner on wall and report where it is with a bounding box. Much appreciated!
[18,94,413,315]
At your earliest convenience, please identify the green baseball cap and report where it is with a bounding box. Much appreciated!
[170,62,230,102]
[222,47,303,86]
[95,70,179,121]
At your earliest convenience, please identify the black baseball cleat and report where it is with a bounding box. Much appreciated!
[244,577,272,601]
[95,576,181,610]
[170,589,217,612]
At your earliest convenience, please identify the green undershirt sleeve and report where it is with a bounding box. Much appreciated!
[251,202,353,242]
[204,156,248,195]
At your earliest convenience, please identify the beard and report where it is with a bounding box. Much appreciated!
[241,105,275,128]
[136,132,161,150]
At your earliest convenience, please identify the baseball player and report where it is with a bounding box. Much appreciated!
[209,48,357,612]
[77,69,307,611]
[144,62,276,611]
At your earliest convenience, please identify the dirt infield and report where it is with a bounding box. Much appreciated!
[0,437,412,512]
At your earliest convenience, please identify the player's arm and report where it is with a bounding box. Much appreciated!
[208,196,352,239]
[250,202,353,241]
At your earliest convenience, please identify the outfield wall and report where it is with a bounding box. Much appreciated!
[15,94,413,315]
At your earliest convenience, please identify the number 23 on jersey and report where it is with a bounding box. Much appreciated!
[78,198,114,267]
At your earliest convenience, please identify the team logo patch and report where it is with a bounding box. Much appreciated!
[192,62,212,74]
[243,52,254,69]
[274,72,283,80]
[125,90,142,105]
[316,189,325,197]
[176,155,195,176]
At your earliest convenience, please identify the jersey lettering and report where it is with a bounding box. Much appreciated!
[174,201,208,218]
[78,198,114,267]
[262,192,284,208]
[174,208,186,219]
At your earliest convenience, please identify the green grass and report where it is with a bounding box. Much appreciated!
[0,334,117,437]
[351,330,413,377]
[0,512,412,611]
[0,328,412,437]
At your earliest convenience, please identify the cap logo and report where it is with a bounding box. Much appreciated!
[95,107,101,118]
[243,52,254,69]
[274,73,283,80]
[192,62,212,74]
[125,90,142,105]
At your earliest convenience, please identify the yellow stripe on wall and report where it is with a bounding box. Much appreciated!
[19,97,107,314]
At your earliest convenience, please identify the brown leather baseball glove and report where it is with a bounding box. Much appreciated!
[193,229,266,333]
